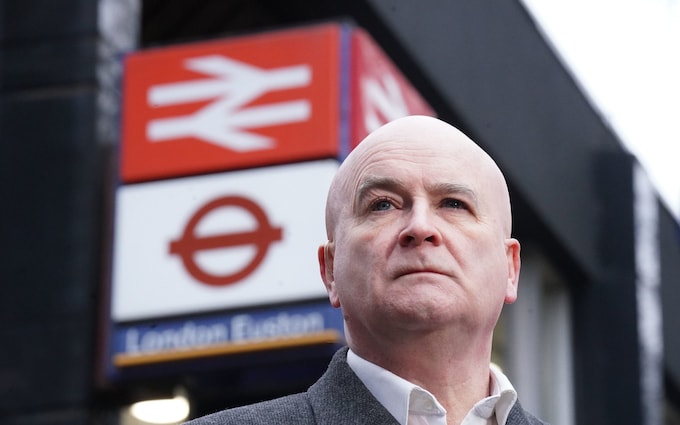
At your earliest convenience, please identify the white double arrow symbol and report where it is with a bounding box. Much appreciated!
[146,55,312,151]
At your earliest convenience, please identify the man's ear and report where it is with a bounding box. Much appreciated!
[318,241,340,308]
[504,238,521,304]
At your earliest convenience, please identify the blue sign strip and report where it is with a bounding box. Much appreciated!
[111,301,344,363]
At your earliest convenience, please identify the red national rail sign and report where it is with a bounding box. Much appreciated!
[121,24,342,183]
[120,23,434,183]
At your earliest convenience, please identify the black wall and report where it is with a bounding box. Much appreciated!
[0,1,107,424]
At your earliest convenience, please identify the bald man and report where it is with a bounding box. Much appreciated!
[185,116,547,425]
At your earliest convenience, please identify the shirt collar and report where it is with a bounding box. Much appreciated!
[347,349,518,425]
[348,349,438,424]
[484,364,518,425]
[464,363,518,424]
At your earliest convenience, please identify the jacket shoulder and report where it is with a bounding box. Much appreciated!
[184,347,399,425]
[506,401,550,425]
[183,392,314,425]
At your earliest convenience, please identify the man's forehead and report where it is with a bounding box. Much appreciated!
[350,118,482,165]
[326,116,513,235]
[338,118,491,196]
[362,115,466,143]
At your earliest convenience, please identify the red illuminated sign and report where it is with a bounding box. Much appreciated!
[121,24,342,183]
[350,28,435,149]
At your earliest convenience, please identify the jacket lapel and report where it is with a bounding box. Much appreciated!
[307,347,400,425]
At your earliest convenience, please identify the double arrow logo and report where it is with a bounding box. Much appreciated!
[146,55,312,151]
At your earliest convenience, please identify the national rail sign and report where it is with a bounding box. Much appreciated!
[111,160,338,322]
[121,24,342,183]
[350,28,435,151]
[120,23,434,183]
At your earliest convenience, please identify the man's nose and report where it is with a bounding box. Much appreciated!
[398,204,442,247]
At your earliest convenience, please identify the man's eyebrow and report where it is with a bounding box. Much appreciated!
[355,176,404,205]
[431,182,478,199]
[430,182,479,209]
[354,178,479,209]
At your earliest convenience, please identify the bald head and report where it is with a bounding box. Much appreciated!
[325,115,513,239]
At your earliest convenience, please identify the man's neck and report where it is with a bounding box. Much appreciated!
[350,331,493,424]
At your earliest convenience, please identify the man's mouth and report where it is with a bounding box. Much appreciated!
[393,267,449,279]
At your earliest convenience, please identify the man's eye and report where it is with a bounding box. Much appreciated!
[442,198,467,209]
[371,199,393,211]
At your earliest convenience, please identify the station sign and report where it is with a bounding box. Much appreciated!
[105,22,434,375]
[120,23,434,183]
[350,28,435,152]
[111,160,337,322]
[121,24,341,183]
[110,301,344,372]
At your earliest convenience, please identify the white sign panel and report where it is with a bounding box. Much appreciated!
[111,160,338,322]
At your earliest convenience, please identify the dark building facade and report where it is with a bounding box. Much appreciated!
[2,1,679,424]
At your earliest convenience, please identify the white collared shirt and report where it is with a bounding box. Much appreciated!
[347,349,518,425]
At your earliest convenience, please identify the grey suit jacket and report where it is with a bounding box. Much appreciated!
[184,347,547,424]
